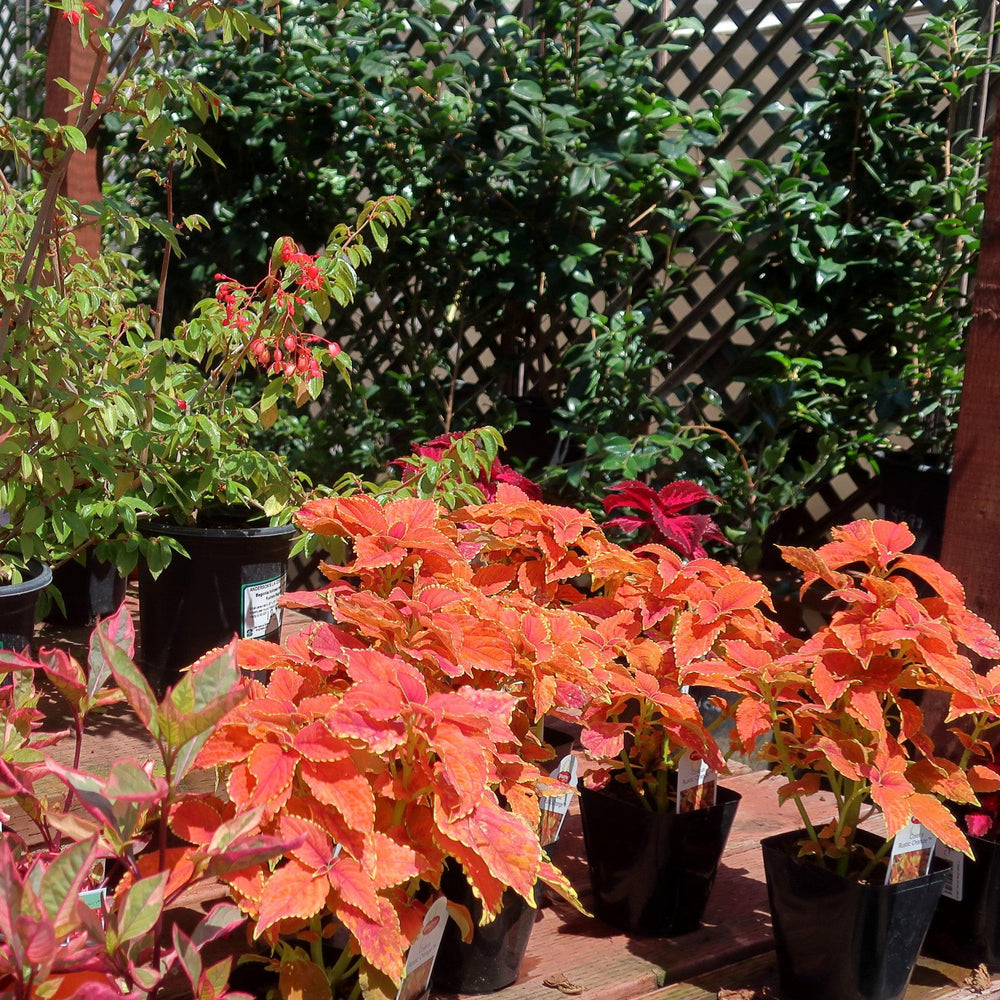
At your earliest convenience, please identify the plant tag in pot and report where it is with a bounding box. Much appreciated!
[934,842,965,901]
[538,753,578,845]
[885,819,937,884]
[395,895,450,1000]
[676,751,716,813]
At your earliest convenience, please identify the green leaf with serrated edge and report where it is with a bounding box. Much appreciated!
[115,870,168,944]
[40,836,100,934]
[99,626,159,737]
[87,603,135,701]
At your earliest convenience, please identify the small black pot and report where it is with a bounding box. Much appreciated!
[923,831,1000,971]
[875,451,951,559]
[578,781,741,937]
[137,519,295,695]
[0,562,52,654]
[763,828,947,1000]
[45,552,126,628]
[430,860,540,994]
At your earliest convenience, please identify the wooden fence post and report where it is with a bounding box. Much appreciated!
[42,0,107,258]
[938,102,1000,633]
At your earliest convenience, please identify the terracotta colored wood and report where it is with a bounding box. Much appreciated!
[42,0,107,258]
[941,106,1000,630]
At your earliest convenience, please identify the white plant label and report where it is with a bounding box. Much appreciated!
[241,574,284,639]
[885,819,937,884]
[676,751,717,812]
[395,895,450,1000]
[538,753,578,846]
[935,842,965,901]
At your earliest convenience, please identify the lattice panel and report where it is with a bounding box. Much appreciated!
[1,0,983,544]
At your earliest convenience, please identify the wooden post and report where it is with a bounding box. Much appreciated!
[939,103,1000,631]
[42,0,107,258]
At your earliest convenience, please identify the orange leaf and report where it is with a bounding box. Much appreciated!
[367,831,420,890]
[908,792,970,855]
[169,795,230,845]
[869,764,913,838]
[255,860,329,936]
[247,742,297,815]
[329,853,382,922]
[278,956,331,1000]
[298,757,376,833]
[435,796,540,903]
[279,812,335,872]
[968,764,1000,793]
[336,895,407,983]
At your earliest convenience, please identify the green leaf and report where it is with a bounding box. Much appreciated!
[115,870,169,944]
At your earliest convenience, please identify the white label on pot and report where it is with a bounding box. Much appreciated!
[395,895,450,1000]
[677,752,717,812]
[537,753,578,846]
[936,842,965,901]
[885,819,937,884]
[241,574,284,639]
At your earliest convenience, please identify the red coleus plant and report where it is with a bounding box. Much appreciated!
[602,479,728,558]
[179,636,577,999]
[691,519,1000,878]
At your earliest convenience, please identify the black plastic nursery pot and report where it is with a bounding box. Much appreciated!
[762,828,948,1000]
[874,451,951,559]
[430,860,541,994]
[578,782,741,937]
[0,562,52,654]
[137,519,295,695]
[45,551,127,628]
[923,830,1000,971]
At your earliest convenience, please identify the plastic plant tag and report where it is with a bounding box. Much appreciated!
[676,751,717,813]
[935,842,965,901]
[79,887,107,911]
[538,753,578,846]
[395,895,450,1000]
[885,819,937,885]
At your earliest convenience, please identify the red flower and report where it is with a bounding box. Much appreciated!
[602,479,727,559]
[967,812,993,838]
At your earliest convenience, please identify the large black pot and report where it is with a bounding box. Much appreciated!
[923,832,1000,971]
[578,781,740,937]
[763,828,947,1000]
[137,519,295,695]
[0,562,52,655]
[45,551,126,628]
[430,860,540,994]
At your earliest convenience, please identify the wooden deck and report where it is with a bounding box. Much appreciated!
[14,596,1000,1000]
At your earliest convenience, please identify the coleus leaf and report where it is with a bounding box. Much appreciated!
[254,860,328,937]
[336,894,407,984]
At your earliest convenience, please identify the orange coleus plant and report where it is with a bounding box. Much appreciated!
[178,636,576,1000]
[289,481,785,815]
[691,518,1000,878]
